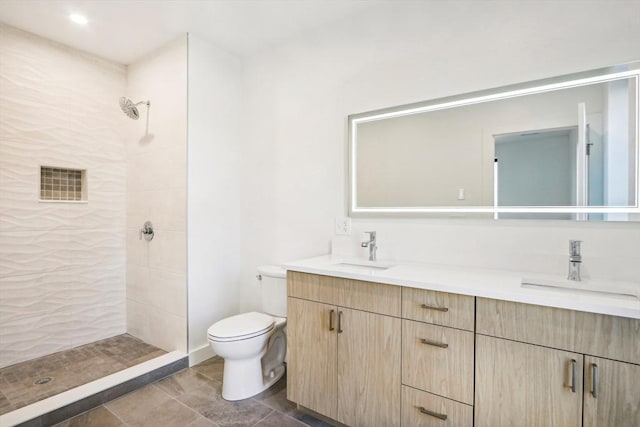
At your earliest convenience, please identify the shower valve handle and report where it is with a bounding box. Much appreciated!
[139,221,154,241]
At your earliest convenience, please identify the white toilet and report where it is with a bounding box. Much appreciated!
[207,265,287,401]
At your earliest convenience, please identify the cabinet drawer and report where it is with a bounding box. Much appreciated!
[402,386,472,427]
[287,271,401,317]
[402,287,474,331]
[402,320,474,404]
[476,298,640,364]
[288,271,337,304]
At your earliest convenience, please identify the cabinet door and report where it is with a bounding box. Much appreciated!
[286,297,337,419]
[583,356,640,426]
[337,308,401,427]
[475,335,582,427]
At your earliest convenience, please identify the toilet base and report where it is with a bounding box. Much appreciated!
[221,357,285,401]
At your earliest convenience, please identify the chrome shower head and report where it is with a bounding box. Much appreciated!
[119,97,149,120]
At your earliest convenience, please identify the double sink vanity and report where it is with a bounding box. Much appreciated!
[284,255,640,427]
[284,60,640,426]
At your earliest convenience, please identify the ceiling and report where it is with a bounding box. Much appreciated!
[0,0,378,64]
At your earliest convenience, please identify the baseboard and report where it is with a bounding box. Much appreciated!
[189,344,216,366]
[2,351,188,427]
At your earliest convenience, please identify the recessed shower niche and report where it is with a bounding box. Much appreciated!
[39,166,86,202]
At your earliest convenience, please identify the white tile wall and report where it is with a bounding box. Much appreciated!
[125,35,188,353]
[0,24,127,368]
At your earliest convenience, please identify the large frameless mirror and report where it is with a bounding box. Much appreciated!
[349,62,640,221]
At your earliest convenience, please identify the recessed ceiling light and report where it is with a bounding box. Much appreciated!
[69,13,88,25]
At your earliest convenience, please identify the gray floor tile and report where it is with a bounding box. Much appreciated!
[156,368,219,398]
[126,399,201,427]
[176,380,273,427]
[254,378,296,414]
[186,416,220,427]
[53,405,123,427]
[191,356,225,382]
[104,384,173,424]
[254,411,307,427]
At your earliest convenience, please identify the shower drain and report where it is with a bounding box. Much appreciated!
[34,376,53,385]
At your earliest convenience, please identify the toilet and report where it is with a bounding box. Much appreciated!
[207,265,287,401]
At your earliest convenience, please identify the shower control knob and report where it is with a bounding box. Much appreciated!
[139,221,154,241]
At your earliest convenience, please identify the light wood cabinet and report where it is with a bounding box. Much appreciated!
[402,319,474,404]
[287,273,401,427]
[583,356,640,427]
[288,271,639,427]
[476,298,640,427]
[476,297,640,364]
[403,287,474,331]
[402,386,473,427]
[337,308,401,427]
[288,271,401,317]
[286,297,337,419]
[475,335,583,427]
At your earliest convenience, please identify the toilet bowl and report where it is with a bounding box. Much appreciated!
[207,266,287,401]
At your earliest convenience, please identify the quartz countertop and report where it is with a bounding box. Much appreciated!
[283,255,640,320]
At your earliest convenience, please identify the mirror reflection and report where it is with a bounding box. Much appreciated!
[350,65,639,220]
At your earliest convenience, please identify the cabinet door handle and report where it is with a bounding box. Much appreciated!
[591,363,598,398]
[338,311,343,333]
[420,338,449,349]
[420,303,448,312]
[417,406,448,421]
[568,359,577,393]
[329,309,335,331]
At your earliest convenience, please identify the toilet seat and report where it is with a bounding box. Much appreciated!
[208,312,275,342]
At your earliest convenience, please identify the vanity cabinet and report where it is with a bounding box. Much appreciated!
[401,286,475,422]
[287,272,401,427]
[475,298,640,427]
[287,270,640,427]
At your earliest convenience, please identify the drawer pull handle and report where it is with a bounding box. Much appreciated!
[420,304,448,312]
[567,359,577,393]
[591,363,598,398]
[420,338,449,349]
[329,309,335,331]
[338,311,343,333]
[417,406,448,421]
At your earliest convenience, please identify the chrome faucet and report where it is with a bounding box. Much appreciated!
[361,231,377,261]
[568,240,582,281]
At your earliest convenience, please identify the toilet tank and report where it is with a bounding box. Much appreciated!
[258,265,287,317]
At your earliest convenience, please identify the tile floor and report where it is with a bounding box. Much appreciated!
[54,357,333,427]
[0,335,165,415]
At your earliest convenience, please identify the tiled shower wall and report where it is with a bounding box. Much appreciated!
[0,24,127,368]
[125,36,188,353]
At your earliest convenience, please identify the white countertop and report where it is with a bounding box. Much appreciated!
[283,255,640,320]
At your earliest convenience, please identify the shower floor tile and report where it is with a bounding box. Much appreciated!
[0,334,166,415]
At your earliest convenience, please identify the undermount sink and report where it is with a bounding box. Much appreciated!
[332,261,395,271]
[521,277,640,302]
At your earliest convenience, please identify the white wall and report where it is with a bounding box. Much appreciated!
[238,1,640,311]
[126,35,188,353]
[0,24,127,367]
[187,34,243,362]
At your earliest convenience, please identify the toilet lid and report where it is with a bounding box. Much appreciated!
[208,312,275,341]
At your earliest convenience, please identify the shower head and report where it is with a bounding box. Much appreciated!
[119,97,150,120]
